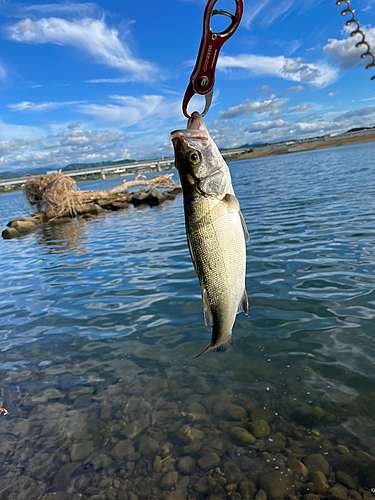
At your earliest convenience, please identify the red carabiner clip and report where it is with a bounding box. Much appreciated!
[182,0,244,118]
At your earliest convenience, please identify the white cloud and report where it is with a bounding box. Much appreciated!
[218,54,338,87]
[80,95,164,126]
[247,119,290,132]
[7,100,81,112]
[324,26,375,70]
[243,0,325,29]
[282,85,304,96]
[287,103,310,113]
[295,121,337,133]
[328,91,338,98]
[219,97,288,119]
[7,17,158,82]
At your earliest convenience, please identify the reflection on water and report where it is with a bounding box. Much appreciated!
[1,151,375,499]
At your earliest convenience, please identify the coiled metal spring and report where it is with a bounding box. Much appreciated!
[336,0,375,80]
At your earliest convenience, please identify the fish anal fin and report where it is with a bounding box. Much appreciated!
[194,335,233,358]
[239,210,250,242]
[237,289,248,315]
[224,193,240,213]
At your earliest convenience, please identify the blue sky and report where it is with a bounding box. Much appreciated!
[0,0,375,172]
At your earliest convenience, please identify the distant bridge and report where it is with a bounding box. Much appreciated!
[0,147,249,189]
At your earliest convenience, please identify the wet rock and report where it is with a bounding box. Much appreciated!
[68,387,93,400]
[2,227,20,239]
[185,412,210,423]
[192,477,210,494]
[164,491,187,500]
[289,458,308,480]
[42,493,71,500]
[178,456,196,474]
[266,432,286,453]
[336,471,357,489]
[0,477,45,500]
[305,495,323,500]
[291,406,325,428]
[90,454,113,471]
[138,435,160,459]
[175,424,204,445]
[69,441,94,461]
[153,455,162,473]
[251,408,274,422]
[251,420,271,438]
[349,490,362,500]
[146,188,166,206]
[255,489,267,500]
[202,438,225,457]
[366,460,375,488]
[108,201,129,210]
[122,417,149,439]
[187,403,206,414]
[332,455,361,476]
[213,402,247,420]
[11,219,39,233]
[229,426,256,444]
[194,378,211,394]
[222,461,243,483]
[111,439,135,460]
[29,388,64,404]
[198,452,220,471]
[355,451,375,464]
[336,445,350,455]
[182,443,201,454]
[100,404,112,421]
[329,484,348,500]
[312,471,329,494]
[304,454,330,476]
[239,481,257,499]
[259,470,294,500]
[152,409,175,424]
[160,471,179,490]
[53,463,83,491]
[12,420,31,436]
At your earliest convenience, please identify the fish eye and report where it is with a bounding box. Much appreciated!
[187,150,201,166]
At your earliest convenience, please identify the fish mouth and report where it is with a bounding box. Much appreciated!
[170,111,209,145]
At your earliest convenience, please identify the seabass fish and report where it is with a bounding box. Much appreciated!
[171,112,249,356]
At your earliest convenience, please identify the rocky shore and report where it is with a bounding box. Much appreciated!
[2,186,181,240]
[1,343,374,500]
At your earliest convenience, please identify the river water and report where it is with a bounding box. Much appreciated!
[1,142,375,500]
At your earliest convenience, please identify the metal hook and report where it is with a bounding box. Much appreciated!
[336,0,375,80]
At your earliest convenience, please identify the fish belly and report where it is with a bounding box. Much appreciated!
[185,196,246,343]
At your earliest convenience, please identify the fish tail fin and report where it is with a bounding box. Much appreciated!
[194,334,233,358]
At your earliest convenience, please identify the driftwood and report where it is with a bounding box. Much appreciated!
[23,171,180,220]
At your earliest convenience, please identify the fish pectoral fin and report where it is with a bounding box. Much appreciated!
[224,193,240,213]
[194,335,233,358]
[202,287,213,326]
[237,289,248,315]
[239,210,250,242]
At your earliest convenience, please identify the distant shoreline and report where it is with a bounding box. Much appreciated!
[228,132,375,162]
[1,132,375,194]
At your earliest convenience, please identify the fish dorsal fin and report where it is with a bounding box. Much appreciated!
[237,289,248,315]
[224,193,240,213]
[239,210,250,242]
